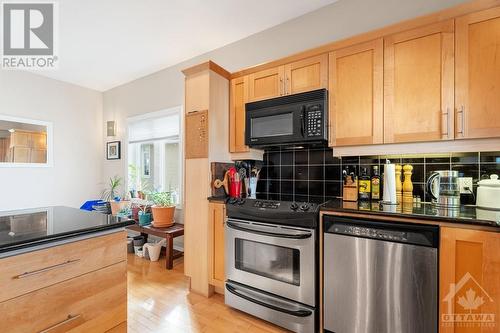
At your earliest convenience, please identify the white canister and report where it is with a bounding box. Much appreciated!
[476,174,500,210]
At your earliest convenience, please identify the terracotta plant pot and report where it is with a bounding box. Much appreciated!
[110,200,130,215]
[151,206,175,227]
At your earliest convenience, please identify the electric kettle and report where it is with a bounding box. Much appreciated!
[426,170,460,207]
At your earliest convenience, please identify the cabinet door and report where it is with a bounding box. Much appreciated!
[248,66,284,102]
[31,132,47,149]
[208,202,225,288]
[229,76,249,153]
[9,131,30,148]
[440,227,500,333]
[11,147,30,163]
[455,7,500,139]
[384,20,454,143]
[30,149,47,163]
[284,54,328,95]
[329,39,383,146]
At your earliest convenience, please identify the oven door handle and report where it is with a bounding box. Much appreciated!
[226,221,312,239]
[225,283,313,318]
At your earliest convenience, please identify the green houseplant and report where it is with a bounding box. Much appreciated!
[102,176,130,215]
[137,204,152,226]
[150,191,175,227]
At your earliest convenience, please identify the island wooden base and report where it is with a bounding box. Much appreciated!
[0,231,128,332]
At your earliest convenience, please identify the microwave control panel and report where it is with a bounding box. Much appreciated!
[306,105,323,137]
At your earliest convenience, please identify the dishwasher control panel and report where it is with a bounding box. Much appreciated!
[333,225,408,242]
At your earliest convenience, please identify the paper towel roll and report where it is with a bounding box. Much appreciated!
[383,163,397,204]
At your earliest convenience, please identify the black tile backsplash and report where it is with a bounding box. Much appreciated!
[255,148,500,203]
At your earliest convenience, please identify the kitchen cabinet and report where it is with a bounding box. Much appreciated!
[0,231,127,332]
[440,227,500,333]
[284,54,328,95]
[247,54,328,102]
[229,76,249,153]
[248,66,284,102]
[455,7,500,139]
[329,39,383,146]
[208,202,225,289]
[384,20,455,144]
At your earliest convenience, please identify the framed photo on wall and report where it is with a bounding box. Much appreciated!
[106,141,121,160]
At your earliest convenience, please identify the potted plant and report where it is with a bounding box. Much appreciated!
[150,191,175,227]
[102,176,130,215]
[138,204,152,226]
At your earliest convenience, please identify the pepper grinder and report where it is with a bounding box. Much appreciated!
[395,164,403,204]
[402,164,414,204]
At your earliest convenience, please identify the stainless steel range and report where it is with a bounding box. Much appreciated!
[225,198,318,333]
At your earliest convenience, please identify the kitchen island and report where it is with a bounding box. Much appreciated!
[0,206,134,333]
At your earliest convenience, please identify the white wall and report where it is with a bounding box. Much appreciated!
[102,0,468,183]
[0,71,103,211]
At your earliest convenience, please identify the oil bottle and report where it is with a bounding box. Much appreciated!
[358,167,371,200]
[371,165,381,200]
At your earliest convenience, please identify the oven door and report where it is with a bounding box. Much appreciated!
[225,219,315,306]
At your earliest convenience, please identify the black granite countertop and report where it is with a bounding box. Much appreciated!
[321,199,500,230]
[0,206,134,254]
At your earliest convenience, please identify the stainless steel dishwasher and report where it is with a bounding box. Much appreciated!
[323,215,439,333]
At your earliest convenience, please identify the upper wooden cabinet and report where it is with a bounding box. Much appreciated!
[329,39,383,147]
[229,76,249,153]
[384,21,455,144]
[284,54,328,95]
[248,67,284,102]
[440,227,500,333]
[455,7,500,139]
[247,54,328,102]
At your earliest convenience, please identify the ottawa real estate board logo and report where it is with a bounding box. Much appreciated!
[1,1,58,69]
[442,272,496,329]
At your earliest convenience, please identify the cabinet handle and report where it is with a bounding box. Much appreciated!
[442,108,449,138]
[457,106,465,136]
[14,259,80,279]
[39,314,82,333]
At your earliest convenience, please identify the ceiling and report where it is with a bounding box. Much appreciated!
[33,0,337,91]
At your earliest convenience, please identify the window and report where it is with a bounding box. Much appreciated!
[127,107,182,205]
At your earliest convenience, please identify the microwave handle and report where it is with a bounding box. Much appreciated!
[300,105,306,137]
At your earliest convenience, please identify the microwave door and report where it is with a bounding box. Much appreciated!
[246,106,303,146]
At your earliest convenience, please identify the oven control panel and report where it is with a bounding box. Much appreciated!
[306,105,323,137]
[253,201,280,209]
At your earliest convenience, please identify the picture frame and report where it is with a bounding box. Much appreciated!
[106,141,121,160]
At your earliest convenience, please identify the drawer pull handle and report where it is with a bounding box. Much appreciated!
[39,314,82,333]
[14,259,80,279]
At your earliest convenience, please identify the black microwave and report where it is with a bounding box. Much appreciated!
[245,89,328,148]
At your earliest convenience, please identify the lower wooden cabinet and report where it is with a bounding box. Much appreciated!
[208,202,226,289]
[440,227,500,333]
[0,261,127,333]
[0,231,126,303]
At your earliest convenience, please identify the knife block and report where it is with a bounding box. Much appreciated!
[343,176,358,202]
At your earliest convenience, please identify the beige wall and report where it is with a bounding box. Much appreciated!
[0,71,103,210]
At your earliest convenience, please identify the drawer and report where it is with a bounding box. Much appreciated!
[0,261,127,333]
[106,322,127,333]
[0,231,126,302]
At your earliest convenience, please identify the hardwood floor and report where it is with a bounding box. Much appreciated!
[127,254,288,333]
